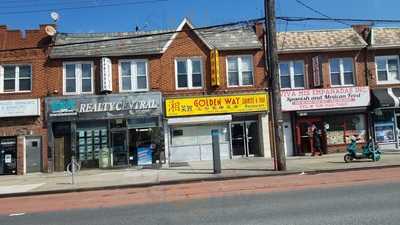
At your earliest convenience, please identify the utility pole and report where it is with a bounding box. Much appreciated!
[264,0,286,171]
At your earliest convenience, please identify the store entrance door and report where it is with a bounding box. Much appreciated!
[53,123,71,172]
[0,137,17,175]
[111,131,128,167]
[231,121,259,157]
[26,137,42,173]
[296,118,323,155]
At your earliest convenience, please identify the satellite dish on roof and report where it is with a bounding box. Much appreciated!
[50,12,59,22]
[45,25,57,36]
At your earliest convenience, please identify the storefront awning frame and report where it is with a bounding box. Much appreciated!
[167,115,232,126]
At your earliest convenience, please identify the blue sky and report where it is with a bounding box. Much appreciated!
[0,0,398,33]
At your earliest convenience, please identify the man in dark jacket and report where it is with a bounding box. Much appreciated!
[312,125,323,156]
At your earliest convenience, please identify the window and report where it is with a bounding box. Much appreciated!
[325,114,367,145]
[175,58,203,89]
[227,56,254,86]
[375,56,400,84]
[329,58,354,86]
[63,62,93,94]
[278,60,304,89]
[119,60,149,92]
[1,65,31,92]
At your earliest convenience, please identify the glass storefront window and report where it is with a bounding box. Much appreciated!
[77,128,108,162]
[344,115,367,143]
[324,114,367,145]
[325,117,345,145]
[374,109,395,143]
[110,119,126,129]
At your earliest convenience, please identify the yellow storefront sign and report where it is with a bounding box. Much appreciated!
[166,93,269,117]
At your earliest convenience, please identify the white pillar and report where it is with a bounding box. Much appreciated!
[259,113,272,158]
[22,136,27,175]
[163,120,170,167]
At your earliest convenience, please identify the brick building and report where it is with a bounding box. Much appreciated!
[0,25,53,175]
[161,20,270,162]
[44,19,271,171]
[364,27,400,150]
[276,27,371,155]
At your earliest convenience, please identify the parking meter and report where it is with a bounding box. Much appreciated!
[211,129,221,174]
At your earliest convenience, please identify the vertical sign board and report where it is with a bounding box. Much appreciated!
[210,49,220,87]
[312,56,322,87]
[100,57,113,92]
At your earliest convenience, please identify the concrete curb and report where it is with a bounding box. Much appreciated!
[1,164,399,199]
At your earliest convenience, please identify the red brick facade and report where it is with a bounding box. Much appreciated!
[48,24,267,98]
[0,25,52,174]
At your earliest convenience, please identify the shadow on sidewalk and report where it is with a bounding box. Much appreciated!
[176,169,275,175]
[327,160,372,164]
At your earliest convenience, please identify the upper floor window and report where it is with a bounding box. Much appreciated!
[227,55,254,87]
[279,60,304,89]
[119,60,148,92]
[63,62,93,95]
[376,56,400,84]
[330,58,354,86]
[175,58,203,89]
[0,65,31,93]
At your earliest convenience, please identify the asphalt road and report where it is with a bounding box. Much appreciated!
[1,181,399,225]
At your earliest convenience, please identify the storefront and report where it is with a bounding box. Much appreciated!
[281,86,371,155]
[45,92,163,172]
[164,93,270,163]
[0,98,43,175]
[371,88,400,150]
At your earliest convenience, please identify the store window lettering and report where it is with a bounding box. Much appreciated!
[79,100,158,113]
[165,93,268,117]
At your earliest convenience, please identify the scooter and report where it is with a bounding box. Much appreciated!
[344,137,381,163]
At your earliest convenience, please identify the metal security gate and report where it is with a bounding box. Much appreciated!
[26,137,42,173]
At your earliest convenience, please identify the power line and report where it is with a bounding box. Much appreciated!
[3,14,400,53]
[0,0,168,15]
[0,0,123,10]
[294,0,351,26]
[277,16,400,24]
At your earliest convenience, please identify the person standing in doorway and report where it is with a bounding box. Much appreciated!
[312,124,323,156]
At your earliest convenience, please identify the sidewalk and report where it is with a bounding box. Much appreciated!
[0,153,399,197]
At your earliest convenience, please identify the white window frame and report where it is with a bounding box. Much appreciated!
[329,58,355,87]
[278,60,305,89]
[0,64,32,93]
[226,55,254,87]
[118,59,149,92]
[63,61,94,95]
[174,57,203,90]
[375,55,400,85]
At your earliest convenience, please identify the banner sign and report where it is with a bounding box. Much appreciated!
[166,93,268,117]
[0,98,40,118]
[210,49,220,87]
[312,56,322,87]
[46,92,162,120]
[100,57,113,92]
[281,86,370,111]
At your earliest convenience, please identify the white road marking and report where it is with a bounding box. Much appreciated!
[9,213,25,217]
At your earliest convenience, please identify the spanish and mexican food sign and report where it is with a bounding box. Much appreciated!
[281,86,370,112]
[165,93,269,117]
